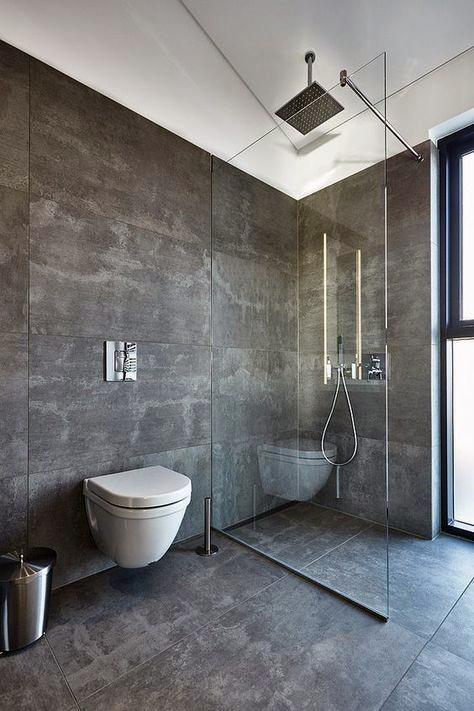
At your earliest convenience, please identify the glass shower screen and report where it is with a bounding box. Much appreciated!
[210,54,389,618]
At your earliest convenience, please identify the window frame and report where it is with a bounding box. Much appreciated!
[440,123,474,540]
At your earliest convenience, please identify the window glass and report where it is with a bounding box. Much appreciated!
[461,151,474,319]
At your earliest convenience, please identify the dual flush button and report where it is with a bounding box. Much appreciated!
[105,341,137,381]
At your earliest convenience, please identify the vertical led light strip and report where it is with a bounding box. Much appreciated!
[355,249,362,379]
[323,233,328,385]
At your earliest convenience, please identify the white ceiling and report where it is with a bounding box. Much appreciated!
[0,0,473,197]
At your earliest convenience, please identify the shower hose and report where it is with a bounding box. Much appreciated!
[321,364,358,466]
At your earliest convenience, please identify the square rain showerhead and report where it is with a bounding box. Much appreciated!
[275,81,344,135]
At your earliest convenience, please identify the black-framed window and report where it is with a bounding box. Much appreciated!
[440,123,474,540]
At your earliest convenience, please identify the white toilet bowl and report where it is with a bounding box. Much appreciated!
[83,465,191,568]
[258,438,336,501]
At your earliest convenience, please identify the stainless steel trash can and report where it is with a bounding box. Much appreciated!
[0,547,56,652]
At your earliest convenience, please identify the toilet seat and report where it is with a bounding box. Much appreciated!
[84,486,191,519]
[84,465,191,509]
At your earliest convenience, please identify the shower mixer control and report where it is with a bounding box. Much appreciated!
[105,341,137,381]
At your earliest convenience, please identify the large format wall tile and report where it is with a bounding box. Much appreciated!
[212,158,296,272]
[30,197,210,343]
[0,185,28,333]
[387,441,433,537]
[30,60,210,246]
[0,474,27,551]
[212,347,297,445]
[0,333,27,479]
[212,436,281,530]
[212,251,296,350]
[30,444,211,587]
[29,336,211,473]
[0,41,29,192]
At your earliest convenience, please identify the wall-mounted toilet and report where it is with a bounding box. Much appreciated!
[83,465,191,568]
[258,438,337,501]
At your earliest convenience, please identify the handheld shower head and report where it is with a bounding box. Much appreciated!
[337,335,344,367]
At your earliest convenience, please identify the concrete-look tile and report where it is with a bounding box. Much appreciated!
[381,643,474,711]
[30,197,210,344]
[0,333,28,479]
[298,160,385,264]
[386,140,431,253]
[29,336,211,472]
[47,533,284,700]
[388,531,474,638]
[0,637,75,711]
[30,60,210,246]
[387,441,434,538]
[312,434,388,525]
[81,575,423,711]
[387,238,431,344]
[231,502,372,569]
[0,40,29,192]
[310,527,474,636]
[212,436,281,530]
[212,250,296,350]
[390,361,427,432]
[212,347,297,444]
[306,525,389,615]
[0,185,28,332]
[212,158,296,272]
[432,580,474,664]
[0,473,27,551]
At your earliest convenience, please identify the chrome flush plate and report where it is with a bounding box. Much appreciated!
[105,341,137,381]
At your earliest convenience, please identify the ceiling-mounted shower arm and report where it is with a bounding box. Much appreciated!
[339,70,423,162]
[305,50,315,86]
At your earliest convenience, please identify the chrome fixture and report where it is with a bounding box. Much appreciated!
[276,51,344,134]
[0,548,56,652]
[105,341,137,381]
[321,335,358,491]
[196,497,218,556]
[339,69,423,161]
[366,354,384,380]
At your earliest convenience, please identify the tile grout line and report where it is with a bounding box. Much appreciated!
[45,634,81,710]
[75,562,289,706]
[300,522,375,570]
[376,574,474,710]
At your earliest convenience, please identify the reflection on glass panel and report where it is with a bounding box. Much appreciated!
[462,151,474,319]
[452,338,474,525]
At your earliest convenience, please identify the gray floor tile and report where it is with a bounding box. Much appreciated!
[0,637,75,710]
[47,533,284,701]
[230,502,372,568]
[432,579,474,664]
[306,524,388,615]
[381,642,474,711]
[306,527,474,635]
[388,531,474,637]
[80,574,423,711]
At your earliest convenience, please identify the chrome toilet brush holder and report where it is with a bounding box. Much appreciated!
[196,497,218,556]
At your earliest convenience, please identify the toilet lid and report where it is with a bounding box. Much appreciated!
[85,466,192,509]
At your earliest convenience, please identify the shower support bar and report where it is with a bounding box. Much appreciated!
[339,70,423,162]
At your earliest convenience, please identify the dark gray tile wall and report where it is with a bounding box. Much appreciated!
[298,141,437,538]
[211,160,298,530]
[0,41,29,553]
[0,40,214,584]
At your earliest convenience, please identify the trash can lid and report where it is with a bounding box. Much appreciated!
[0,548,56,583]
